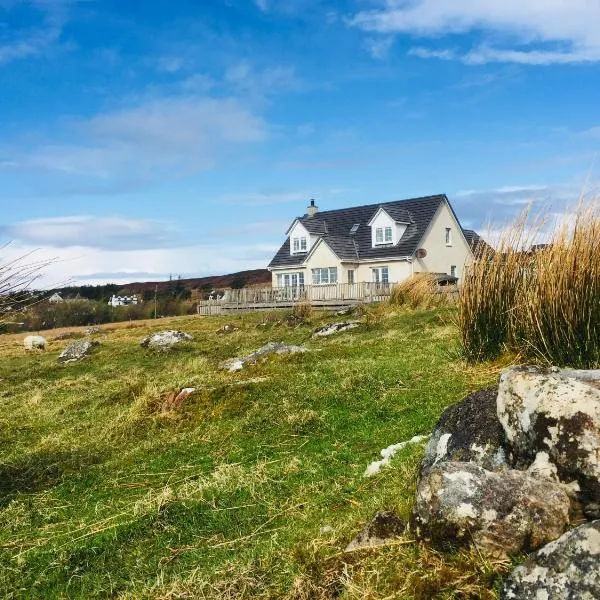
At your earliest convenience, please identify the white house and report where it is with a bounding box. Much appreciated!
[108,295,139,307]
[268,194,486,288]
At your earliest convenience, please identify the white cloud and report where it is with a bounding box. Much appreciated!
[0,241,278,287]
[351,1,600,65]
[364,36,395,60]
[2,216,179,250]
[5,95,267,185]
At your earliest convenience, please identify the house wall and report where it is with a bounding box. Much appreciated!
[304,241,342,282]
[412,201,473,280]
[354,260,412,284]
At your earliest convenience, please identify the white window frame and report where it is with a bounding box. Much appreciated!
[277,272,305,288]
[292,237,308,254]
[375,226,393,246]
[312,267,338,285]
[375,228,384,244]
[384,226,393,243]
[347,269,355,285]
[372,266,389,284]
[445,227,452,246]
[450,265,457,278]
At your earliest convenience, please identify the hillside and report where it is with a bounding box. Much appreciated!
[0,307,506,599]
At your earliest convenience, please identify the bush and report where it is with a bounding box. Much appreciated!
[291,301,313,320]
[459,200,600,367]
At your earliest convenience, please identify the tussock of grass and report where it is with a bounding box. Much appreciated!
[0,310,503,598]
[390,274,454,310]
[460,198,600,367]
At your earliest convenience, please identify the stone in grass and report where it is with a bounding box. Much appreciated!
[140,330,193,351]
[220,342,307,372]
[345,511,406,552]
[412,461,570,556]
[216,324,239,334]
[312,322,360,338]
[420,388,508,476]
[497,365,600,517]
[161,388,197,412]
[24,335,46,350]
[501,520,600,600]
[58,340,99,364]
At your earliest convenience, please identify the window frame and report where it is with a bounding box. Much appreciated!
[384,227,393,243]
[292,236,308,254]
[311,267,338,285]
[372,266,390,284]
[450,265,457,278]
[445,227,452,246]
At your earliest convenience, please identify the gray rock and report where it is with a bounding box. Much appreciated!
[140,330,193,351]
[216,324,239,334]
[345,511,406,552]
[502,520,600,600]
[24,335,46,350]
[221,342,307,372]
[336,307,355,317]
[412,461,570,555]
[421,388,507,475]
[84,326,101,335]
[58,340,99,364]
[497,365,600,514]
[312,321,360,338]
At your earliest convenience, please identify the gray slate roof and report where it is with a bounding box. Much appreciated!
[269,194,460,269]
[463,229,493,257]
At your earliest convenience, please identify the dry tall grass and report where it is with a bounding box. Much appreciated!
[390,273,454,310]
[459,199,600,367]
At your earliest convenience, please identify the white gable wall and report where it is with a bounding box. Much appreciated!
[412,200,472,280]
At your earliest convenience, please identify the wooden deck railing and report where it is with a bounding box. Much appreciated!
[197,283,393,315]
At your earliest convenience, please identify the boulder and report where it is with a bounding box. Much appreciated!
[220,342,307,372]
[421,388,507,475]
[140,330,193,351]
[24,335,46,351]
[412,462,570,555]
[497,366,600,514]
[345,511,406,552]
[84,326,101,335]
[502,520,600,600]
[58,340,99,364]
[312,322,360,338]
[216,324,239,334]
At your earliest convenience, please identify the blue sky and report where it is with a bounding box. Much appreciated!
[2,0,600,286]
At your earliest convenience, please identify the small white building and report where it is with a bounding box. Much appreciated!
[48,293,64,303]
[268,195,486,288]
[108,295,139,307]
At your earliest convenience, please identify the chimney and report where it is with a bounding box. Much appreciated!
[307,199,319,218]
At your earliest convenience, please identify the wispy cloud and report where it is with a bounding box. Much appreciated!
[364,36,395,60]
[351,1,600,65]
[215,191,308,206]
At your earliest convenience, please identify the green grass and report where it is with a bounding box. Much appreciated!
[0,308,507,599]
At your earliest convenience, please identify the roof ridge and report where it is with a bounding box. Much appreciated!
[298,193,446,219]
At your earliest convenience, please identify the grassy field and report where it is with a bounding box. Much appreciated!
[0,307,509,599]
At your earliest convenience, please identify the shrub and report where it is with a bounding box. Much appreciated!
[291,301,313,320]
[459,199,600,367]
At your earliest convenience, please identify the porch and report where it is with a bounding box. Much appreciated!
[197,282,392,315]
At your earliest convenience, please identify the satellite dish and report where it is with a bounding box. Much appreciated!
[415,248,427,259]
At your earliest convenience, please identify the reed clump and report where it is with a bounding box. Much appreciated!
[459,200,600,367]
[390,273,453,310]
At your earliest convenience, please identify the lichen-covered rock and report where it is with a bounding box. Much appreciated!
[312,321,360,338]
[502,520,600,600]
[412,462,570,555]
[140,330,193,351]
[220,342,307,372]
[24,335,46,350]
[345,511,406,552]
[421,388,507,475]
[58,340,99,363]
[497,365,600,514]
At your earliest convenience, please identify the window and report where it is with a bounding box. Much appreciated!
[348,269,355,285]
[350,224,360,234]
[375,227,393,245]
[450,265,457,277]
[312,267,338,285]
[445,228,452,246]
[372,267,389,284]
[292,237,308,253]
[277,272,305,288]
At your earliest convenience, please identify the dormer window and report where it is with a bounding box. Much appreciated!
[375,227,393,245]
[292,237,307,253]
